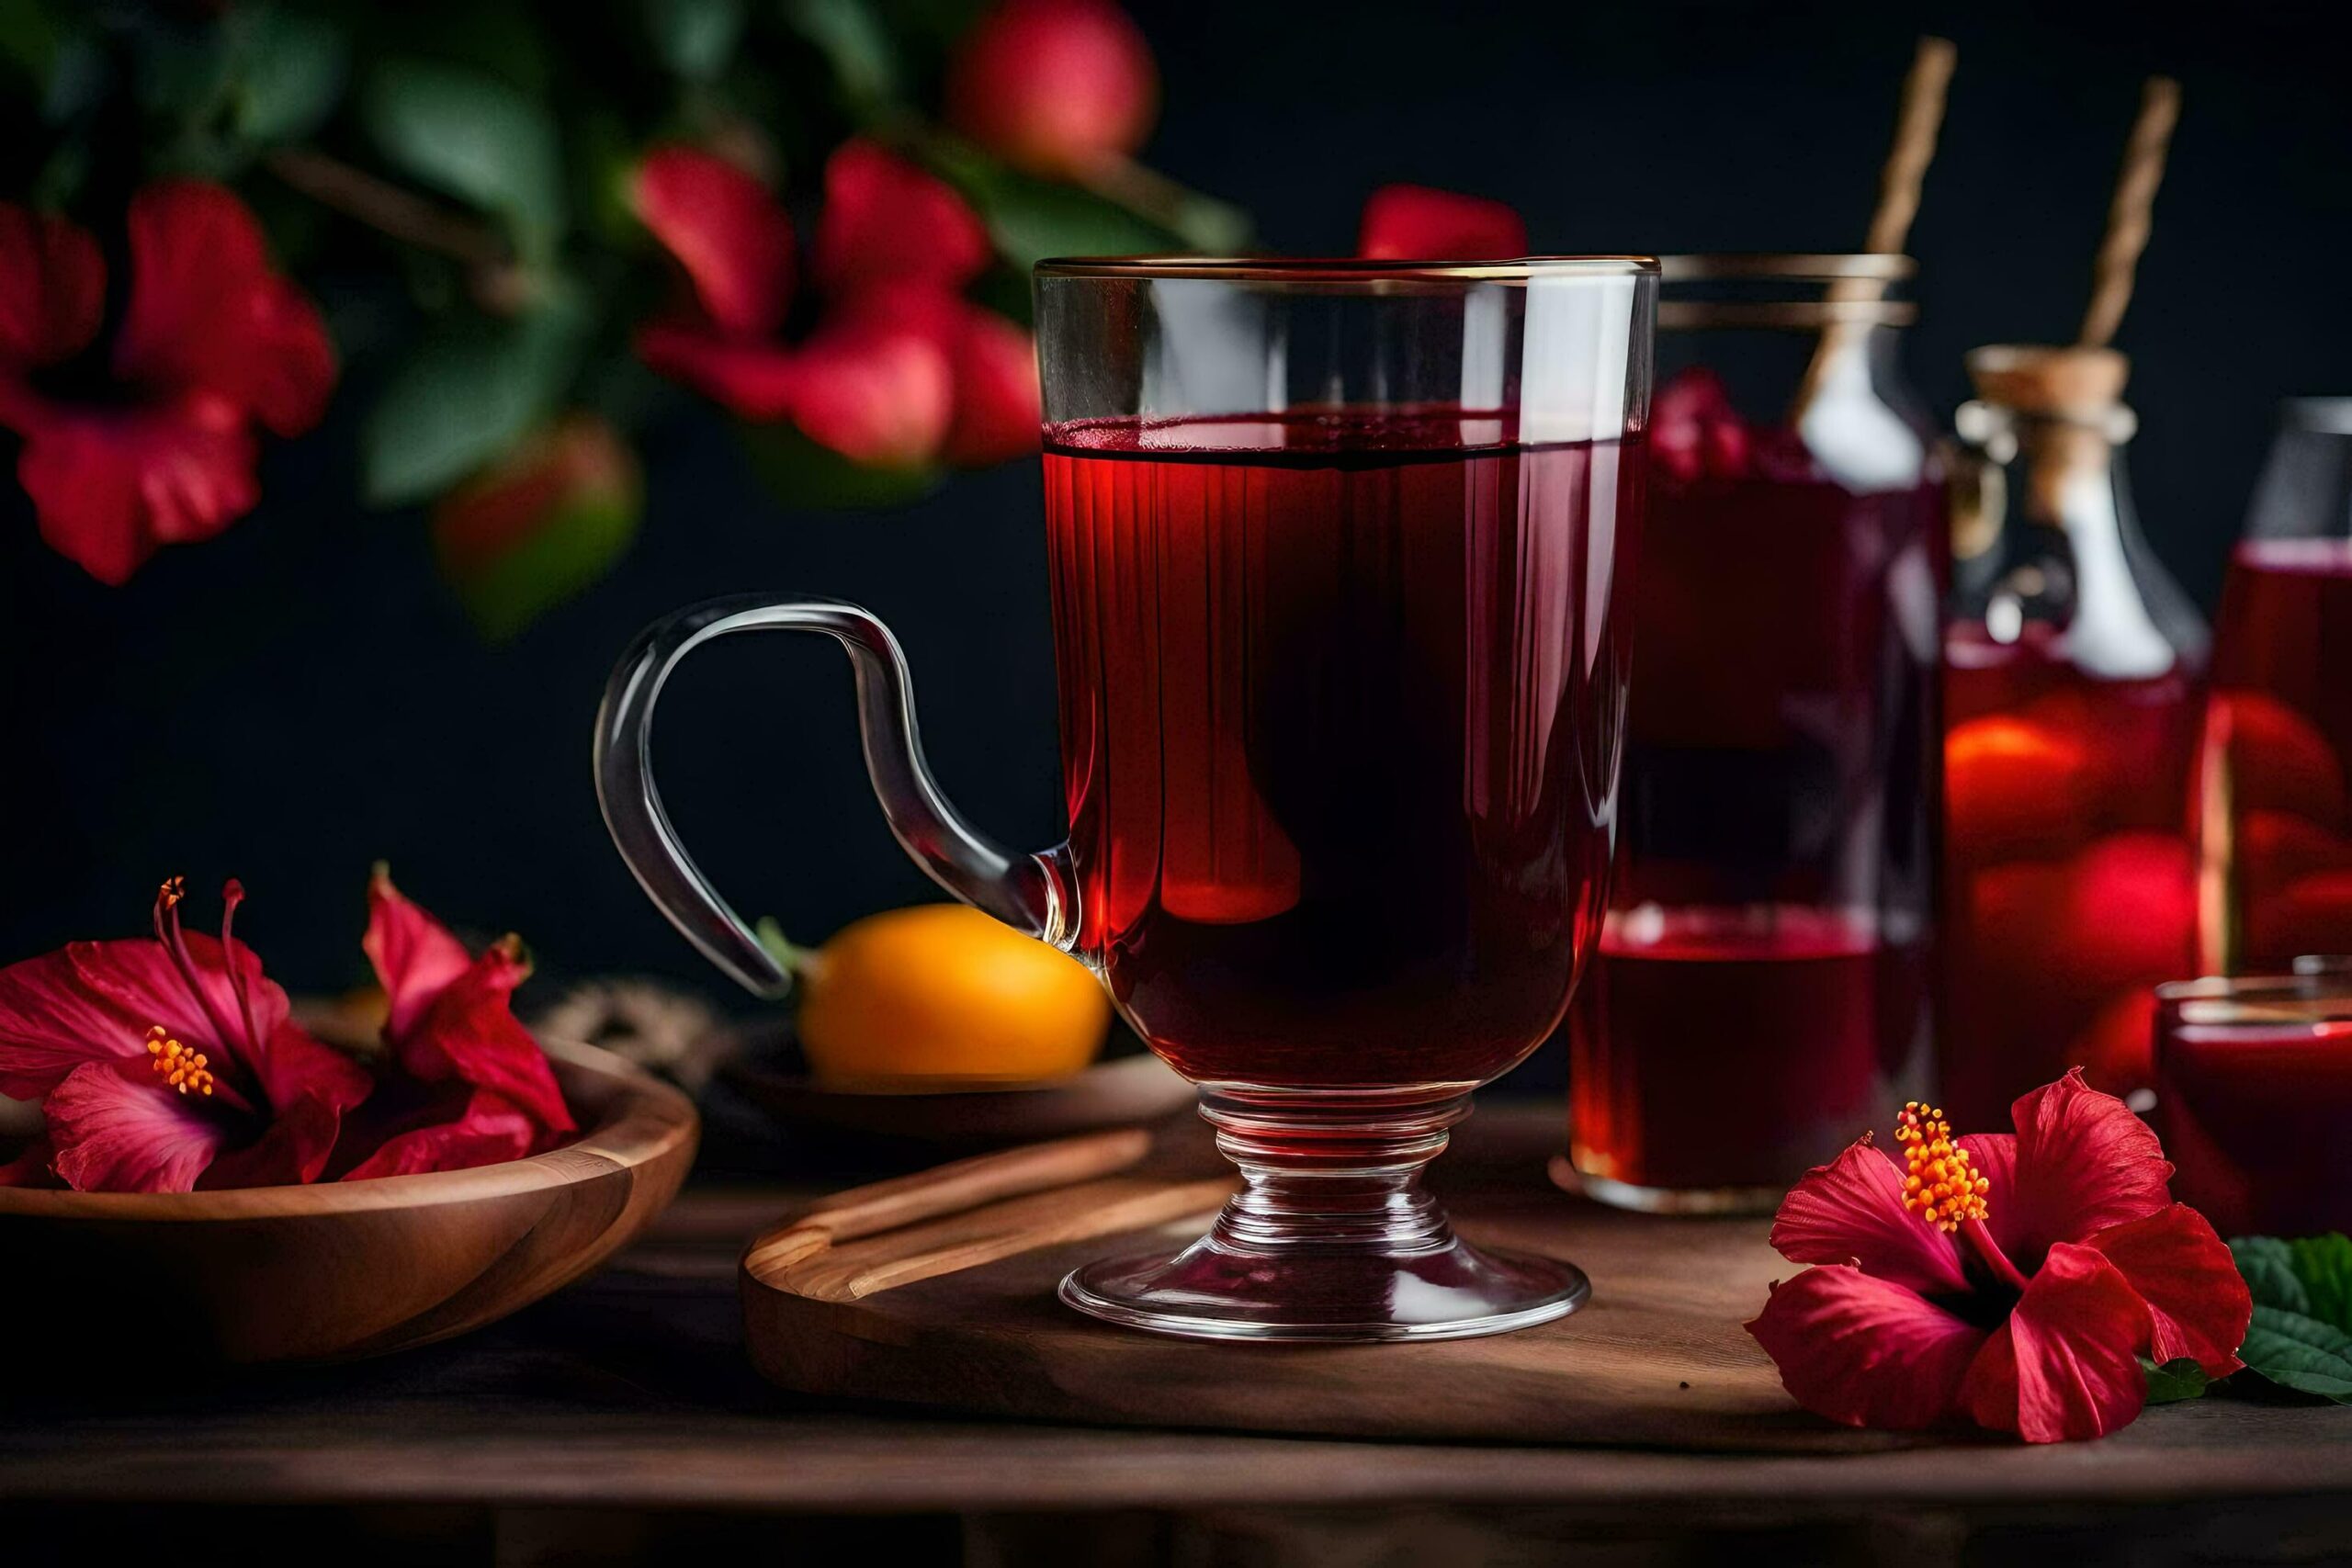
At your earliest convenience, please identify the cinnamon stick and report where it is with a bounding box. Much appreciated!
[2078,77,2182,349]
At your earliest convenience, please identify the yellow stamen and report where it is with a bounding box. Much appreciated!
[158,875,186,910]
[1894,1101,1987,1233]
[144,1024,214,1098]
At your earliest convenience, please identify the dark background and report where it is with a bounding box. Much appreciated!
[5,0,2347,1043]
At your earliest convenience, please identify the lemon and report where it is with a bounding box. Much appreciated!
[795,905,1110,1087]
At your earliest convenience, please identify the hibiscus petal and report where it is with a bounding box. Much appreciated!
[0,931,267,1101]
[786,317,955,468]
[631,146,796,340]
[2084,1203,2252,1376]
[1960,1240,2152,1442]
[339,1086,538,1181]
[1769,1138,1972,1297]
[810,140,991,296]
[2003,1069,2174,1268]
[14,399,259,584]
[0,204,104,368]
[111,181,335,432]
[364,869,479,1043]
[1745,1264,1986,1431]
[633,320,803,421]
[1358,184,1529,261]
[397,942,573,1137]
[44,1058,232,1193]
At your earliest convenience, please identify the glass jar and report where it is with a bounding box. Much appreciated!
[2154,961,2352,1237]
[2197,399,2352,975]
[1939,345,2206,1127]
[1559,254,1942,1213]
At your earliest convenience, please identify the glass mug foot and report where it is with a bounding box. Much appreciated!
[1058,1089,1590,1343]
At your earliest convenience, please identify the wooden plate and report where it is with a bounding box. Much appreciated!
[740,1105,1905,1453]
[0,1038,697,1367]
[721,1033,1194,1151]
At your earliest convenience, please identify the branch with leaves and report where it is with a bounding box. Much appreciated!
[0,0,1246,635]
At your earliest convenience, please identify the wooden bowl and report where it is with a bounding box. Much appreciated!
[0,1038,697,1366]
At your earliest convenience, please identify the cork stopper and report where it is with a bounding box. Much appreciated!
[1965,344,2131,418]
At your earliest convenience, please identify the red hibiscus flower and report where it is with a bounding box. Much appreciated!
[630,141,1040,469]
[0,183,335,584]
[944,0,1160,179]
[329,868,575,1180]
[1357,184,1529,261]
[1747,1073,2252,1442]
[0,878,369,1192]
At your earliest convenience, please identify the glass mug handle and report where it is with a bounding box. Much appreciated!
[592,593,1077,997]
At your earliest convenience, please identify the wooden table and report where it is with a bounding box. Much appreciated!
[6,1102,2349,1565]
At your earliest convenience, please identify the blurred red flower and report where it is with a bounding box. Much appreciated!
[0,878,370,1192]
[1747,1073,2250,1442]
[0,183,335,584]
[944,0,1159,178]
[631,141,1040,468]
[1357,185,1529,261]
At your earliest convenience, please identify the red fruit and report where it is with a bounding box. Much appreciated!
[944,0,1159,178]
[1945,716,2099,863]
[2059,833,2197,994]
[1964,833,2193,997]
[2234,809,2352,895]
[2211,691,2346,828]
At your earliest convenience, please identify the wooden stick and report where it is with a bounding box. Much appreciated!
[740,1126,1155,1273]
[1862,36,1960,258]
[2078,77,2181,349]
[1793,38,1957,411]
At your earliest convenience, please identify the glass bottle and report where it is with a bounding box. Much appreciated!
[2196,400,2352,975]
[1559,254,1942,1213]
[1939,344,2206,1127]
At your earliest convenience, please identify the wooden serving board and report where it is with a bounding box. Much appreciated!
[741,1103,1904,1452]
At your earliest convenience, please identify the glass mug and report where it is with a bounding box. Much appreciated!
[595,255,1658,1341]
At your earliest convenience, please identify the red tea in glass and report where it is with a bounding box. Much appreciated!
[1046,412,1635,1094]
[1561,256,1941,1212]
[2199,537,2352,973]
[2154,971,2352,1237]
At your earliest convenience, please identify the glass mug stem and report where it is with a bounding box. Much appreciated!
[593,593,1078,998]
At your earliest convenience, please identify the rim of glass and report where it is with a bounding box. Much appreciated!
[2157,963,2352,1016]
[1035,254,1658,283]
[1660,253,1917,281]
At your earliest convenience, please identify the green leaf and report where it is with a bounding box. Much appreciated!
[2292,1234,2352,1331]
[362,56,565,248]
[928,143,1178,273]
[645,0,745,83]
[2233,1235,2313,1318]
[362,298,587,506]
[737,422,940,511]
[786,0,899,116]
[2143,1357,2211,1404]
[0,0,65,87]
[2238,1305,2352,1403]
[228,5,348,146]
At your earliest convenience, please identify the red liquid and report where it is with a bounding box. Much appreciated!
[2199,539,2352,973]
[2156,1012,2352,1237]
[1043,411,1640,1089]
[1569,907,1921,1191]
[1939,625,2199,1125]
[1569,391,1941,1189]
